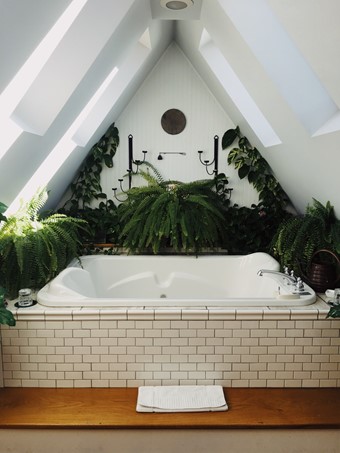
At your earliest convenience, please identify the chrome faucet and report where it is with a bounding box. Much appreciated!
[257,269,297,285]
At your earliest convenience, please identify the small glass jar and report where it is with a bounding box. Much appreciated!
[18,288,33,307]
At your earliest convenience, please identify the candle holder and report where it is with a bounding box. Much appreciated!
[198,135,219,176]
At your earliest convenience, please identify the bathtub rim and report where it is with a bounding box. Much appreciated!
[36,253,317,308]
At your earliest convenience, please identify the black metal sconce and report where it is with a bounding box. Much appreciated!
[113,134,147,201]
[198,135,219,176]
[111,186,125,203]
[127,134,147,188]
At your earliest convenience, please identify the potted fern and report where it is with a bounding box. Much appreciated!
[271,198,340,292]
[0,188,86,299]
[119,172,229,254]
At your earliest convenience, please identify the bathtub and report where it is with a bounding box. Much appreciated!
[37,253,316,307]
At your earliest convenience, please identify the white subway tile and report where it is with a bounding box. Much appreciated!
[134,338,152,346]
[236,310,263,320]
[182,310,208,320]
[128,310,154,320]
[127,363,144,371]
[92,380,109,388]
[99,309,127,320]
[208,310,235,320]
[127,329,145,338]
[161,329,179,338]
[74,363,91,371]
[154,310,181,320]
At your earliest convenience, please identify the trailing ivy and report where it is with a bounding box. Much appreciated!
[61,123,120,243]
[63,122,119,210]
[220,126,291,254]
[222,126,289,209]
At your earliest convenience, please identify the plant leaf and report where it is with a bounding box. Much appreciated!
[238,165,250,179]
[222,128,238,149]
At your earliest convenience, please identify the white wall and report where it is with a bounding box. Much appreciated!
[2,0,340,217]
[176,0,340,216]
[102,43,259,207]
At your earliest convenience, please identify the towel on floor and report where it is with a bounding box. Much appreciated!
[136,385,228,413]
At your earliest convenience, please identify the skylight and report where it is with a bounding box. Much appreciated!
[73,34,152,147]
[0,119,22,160]
[199,30,281,147]
[218,0,340,136]
[0,0,87,160]
[6,65,119,215]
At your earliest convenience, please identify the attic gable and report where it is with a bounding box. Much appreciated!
[0,0,339,215]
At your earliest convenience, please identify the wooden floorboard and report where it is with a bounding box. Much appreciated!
[0,387,339,430]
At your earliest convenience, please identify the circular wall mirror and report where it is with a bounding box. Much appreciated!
[161,109,186,135]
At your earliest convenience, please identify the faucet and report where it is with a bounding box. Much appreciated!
[257,269,297,285]
[258,269,306,294]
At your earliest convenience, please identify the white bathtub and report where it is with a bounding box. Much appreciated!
[37,253,316,307]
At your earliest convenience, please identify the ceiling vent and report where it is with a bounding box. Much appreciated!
[160,0,193,10]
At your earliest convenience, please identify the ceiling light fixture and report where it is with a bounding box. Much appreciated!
[160,0,193,10]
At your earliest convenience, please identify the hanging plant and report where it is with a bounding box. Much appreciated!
[64,122,119,210]
[222,126,289,209]
[119,172,230,254]
[220,126,291,254]
[61,123,120,243]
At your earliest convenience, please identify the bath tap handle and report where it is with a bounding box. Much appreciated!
[294,277,305,294]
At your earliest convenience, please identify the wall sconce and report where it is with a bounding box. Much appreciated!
[113,134,148,202]
[198,135,219,176]
[128,134,147,188]
[112,186,126,203]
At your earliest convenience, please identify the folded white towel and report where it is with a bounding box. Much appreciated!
[136,385,228,413]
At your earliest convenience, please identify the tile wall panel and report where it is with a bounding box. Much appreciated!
[1,301,339,388]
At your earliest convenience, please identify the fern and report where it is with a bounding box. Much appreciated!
[0,189,86,298]
[119,177,228,253]
[271,199,340,274]
[140,162,165,185]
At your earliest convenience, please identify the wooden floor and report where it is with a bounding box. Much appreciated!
[0,387,339,430]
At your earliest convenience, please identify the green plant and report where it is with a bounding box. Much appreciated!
[119,172,229,254]
[0,188,86,298]
[224,203,290,254]
[75,199,119,244]
[327,304,340,319]
[61,123,120,243]
[270,198,340,275]
[0,286,15,326]
[222,126,289,209]
[65,123,119,208]
[0,203,15,325]
[220,126,291,253]
[0,201,7,223]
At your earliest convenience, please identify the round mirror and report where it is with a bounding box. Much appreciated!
[161,109,186,135]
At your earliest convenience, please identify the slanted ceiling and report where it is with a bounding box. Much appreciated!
[1,0,340,215]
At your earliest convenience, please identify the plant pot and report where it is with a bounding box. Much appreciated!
[306,249,340,293]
